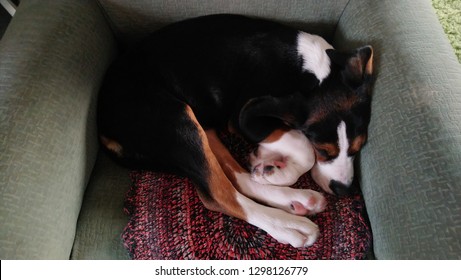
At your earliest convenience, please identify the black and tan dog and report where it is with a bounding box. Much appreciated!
[97,14,373,247]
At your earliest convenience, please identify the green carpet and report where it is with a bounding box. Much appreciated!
[432,0,461,62]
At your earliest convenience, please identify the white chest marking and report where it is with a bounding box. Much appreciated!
[297,32,333,83]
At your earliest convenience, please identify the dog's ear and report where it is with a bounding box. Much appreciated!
[326,46,373,88]
[238,94,307,143]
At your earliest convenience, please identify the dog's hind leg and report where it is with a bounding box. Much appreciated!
[102,100,321,247]
[183,107,320,247]
[199,126,323,246]
[205,129,326,216]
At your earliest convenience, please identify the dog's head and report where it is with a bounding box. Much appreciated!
[238,45,373,195]
[303,46,374,195]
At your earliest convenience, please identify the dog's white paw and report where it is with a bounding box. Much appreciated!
[236,182,322,247]
[250,205,320,247]
[287,189,327,216]
[250,150,304,186]
[249,130,315,186]
[235,172,327,217]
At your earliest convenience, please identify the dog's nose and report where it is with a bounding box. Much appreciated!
[329,180,355,196]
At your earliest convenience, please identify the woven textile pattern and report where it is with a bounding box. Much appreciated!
[122,132,372,259]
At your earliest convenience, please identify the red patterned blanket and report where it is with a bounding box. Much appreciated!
[122,132,372,259]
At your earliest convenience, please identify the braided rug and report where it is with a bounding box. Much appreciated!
[122,132,372,259]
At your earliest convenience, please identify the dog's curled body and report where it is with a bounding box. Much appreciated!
[98,14,373,247]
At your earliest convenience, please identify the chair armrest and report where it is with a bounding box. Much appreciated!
[0,0,116,259]
[334,0,461,259]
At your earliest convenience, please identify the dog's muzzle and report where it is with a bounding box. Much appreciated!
[329,180,358,196]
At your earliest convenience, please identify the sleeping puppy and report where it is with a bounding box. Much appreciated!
[97,14,374,247]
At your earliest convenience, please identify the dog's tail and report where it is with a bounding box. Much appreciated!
[99,135,157,170]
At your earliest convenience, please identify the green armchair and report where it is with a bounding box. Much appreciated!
[1,0,460,259]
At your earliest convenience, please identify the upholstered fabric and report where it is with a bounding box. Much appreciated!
[1,0,460,260]
[97,0,348,45]
[70,152,131,260]
[334,0,461,259]
[0,0,116,259]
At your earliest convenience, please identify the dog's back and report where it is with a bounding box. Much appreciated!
[98,15,326,138]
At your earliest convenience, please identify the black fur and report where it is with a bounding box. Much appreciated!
[97,14,373,196]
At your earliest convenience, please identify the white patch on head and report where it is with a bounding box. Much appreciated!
[311,121,354,193]
[297,32,333,83]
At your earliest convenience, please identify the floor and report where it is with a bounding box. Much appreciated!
[432,0,461,62]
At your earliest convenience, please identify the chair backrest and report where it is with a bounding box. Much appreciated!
[97,0,349,46]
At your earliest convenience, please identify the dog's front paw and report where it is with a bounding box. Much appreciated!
[288,189,327,216]
[249,129,315,186]
[255,207,320,247]
[250,151,301,186]
[235,172,327,217]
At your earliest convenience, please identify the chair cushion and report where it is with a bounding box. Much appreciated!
[0,0,115,259]
[122,132,372,259]
[334,0,461,259]
[97,0,349,45]
[70,152,131,260]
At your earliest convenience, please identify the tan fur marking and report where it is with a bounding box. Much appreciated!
[184,106,246,219]
[349,134,367,155]
[205,130,247,178]
[100,136,123,157]
[262,128,290,143]
[337,94,359,111]
[365,47,374,75]
[306,95,358,127]
[305,105,329,126]
[313,143,339,162]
